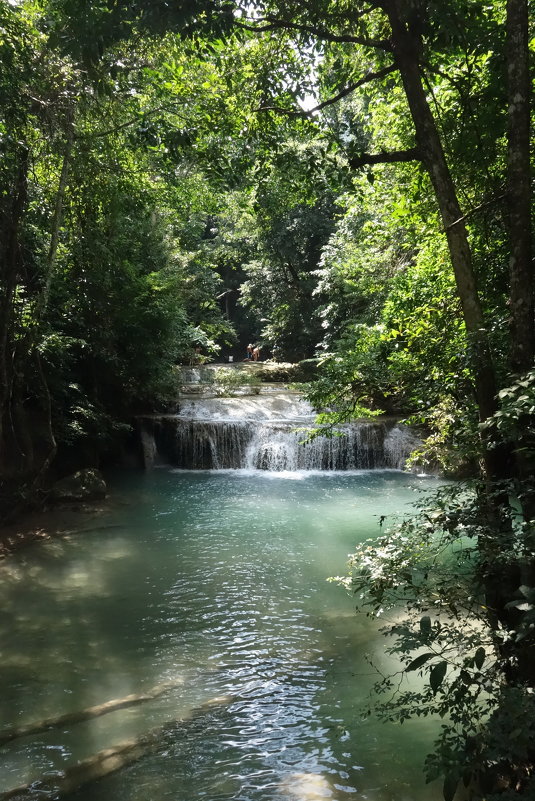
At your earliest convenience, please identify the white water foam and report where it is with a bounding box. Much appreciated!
[147,399,419,472]
[176,393,314,422]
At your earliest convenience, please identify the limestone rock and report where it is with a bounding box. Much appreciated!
[50,468,107,502]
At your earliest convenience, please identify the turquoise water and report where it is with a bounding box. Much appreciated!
[0,469,442,801]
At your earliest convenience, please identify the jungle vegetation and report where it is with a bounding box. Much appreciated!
[1,1,534,798]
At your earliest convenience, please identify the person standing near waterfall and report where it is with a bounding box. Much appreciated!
[246,344,253,360]
[252,346,260,361]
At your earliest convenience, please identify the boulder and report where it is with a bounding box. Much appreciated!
[50,468,107,503]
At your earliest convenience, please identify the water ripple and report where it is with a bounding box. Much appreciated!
[0,470,443,801]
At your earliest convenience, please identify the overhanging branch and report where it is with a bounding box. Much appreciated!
[76,103,188,140]
[258,64,398,116]
[234,15,391,50]
[444,192,506,231]
[350,3,383,22]
[348,147,421,169]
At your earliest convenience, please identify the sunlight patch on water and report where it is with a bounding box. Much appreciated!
[279,771,334,799]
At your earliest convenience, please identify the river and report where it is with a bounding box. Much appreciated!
[0,468,442,801]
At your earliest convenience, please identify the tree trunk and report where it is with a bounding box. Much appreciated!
[505,0,535,523]
[506,0,533,374]
[503,0,535,674]
[22,123,74,485]
[383,5,523,675]
[36,124,74,320]
[0,147,29,476]
[385,1,499,432]
[32,350,57,479]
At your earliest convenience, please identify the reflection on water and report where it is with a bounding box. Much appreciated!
[0,469,442,800]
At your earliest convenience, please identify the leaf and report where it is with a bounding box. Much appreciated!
[462,768,473,787]
[420,615,432,636]
[474,647,485,670]
[459,669,472,685]
[406,652,435,671]
[513,601,534,611]
[443,771,459,801]
[430,661,447,692]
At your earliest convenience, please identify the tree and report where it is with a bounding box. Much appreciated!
[232,0,508,446]
[0,1,239,512]
[240,139,340,360]
[224,0,535,794]
[506,0,533,374]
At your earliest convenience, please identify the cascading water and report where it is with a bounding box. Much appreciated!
[246,422,392,471]
[140,392,420,472]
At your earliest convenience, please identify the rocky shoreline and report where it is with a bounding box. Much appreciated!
[0,499,112,560]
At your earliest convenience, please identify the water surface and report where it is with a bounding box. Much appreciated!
[0,469,442,801]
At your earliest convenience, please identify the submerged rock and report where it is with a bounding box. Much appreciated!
[50,468,107,502]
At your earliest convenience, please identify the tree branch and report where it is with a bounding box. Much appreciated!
[421,59,464,95]
[348,147,421,169]
[234,16,391,50]
[258,64,398,116]
[77,104,188,140]
[443,193,506,231]
[350,3,383,22]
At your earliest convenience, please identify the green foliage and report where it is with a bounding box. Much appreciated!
[211,367,262,395]
[2,1,535,796]
[405,397,480,477]
[310,153,479,415]
[306,324,392,418]
[485,369,535,450]
[0,2,248,477]
[335,481,535,798]
[239,136,343,360]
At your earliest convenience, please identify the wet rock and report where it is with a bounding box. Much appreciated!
[139,422,158,469]
[50,468,107,502]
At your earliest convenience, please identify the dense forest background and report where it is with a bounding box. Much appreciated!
[1,1,534,798]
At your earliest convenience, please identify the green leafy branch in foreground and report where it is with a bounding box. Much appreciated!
[481,369,535,457]
[332,483,535,800]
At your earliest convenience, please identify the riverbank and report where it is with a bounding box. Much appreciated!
[0,498,111,559]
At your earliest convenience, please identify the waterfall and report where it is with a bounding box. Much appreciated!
[137,372,421,471]
[140,396,419,472]
[384,424,421,470]
[159,420,252,470]
[245,423,388,471]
